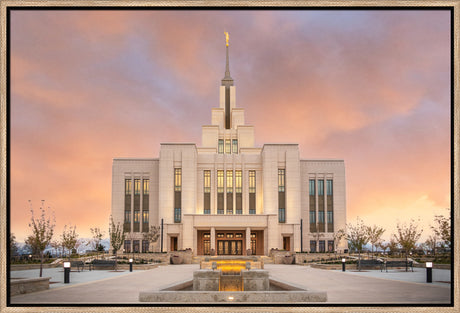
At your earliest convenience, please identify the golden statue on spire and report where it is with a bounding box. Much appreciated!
[224,31,229,46]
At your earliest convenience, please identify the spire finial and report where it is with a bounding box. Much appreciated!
[222,31,233,85]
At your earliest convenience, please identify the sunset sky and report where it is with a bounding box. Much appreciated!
[10,9,451,243]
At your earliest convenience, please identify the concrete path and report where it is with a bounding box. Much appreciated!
[10,264,451,304]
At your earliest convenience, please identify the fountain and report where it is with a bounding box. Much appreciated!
[139,256,327,303]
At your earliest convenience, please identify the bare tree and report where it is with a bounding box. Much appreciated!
[109,216,125,271]
[143,226,161,253]
[431,210,451,249]
[27,200,55,277]
[90,227,105,259]
[425,235,438,256]
[10,233,19,262]
[50,240,61,258]
[61,224,78,259]
[346,217,369,271]
[366,225,385,258]
[393,219,423,271]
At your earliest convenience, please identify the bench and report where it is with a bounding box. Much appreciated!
[356,259,383,270]
[382,260,413,272]
[92,260,116,270]
[70,261,92,272]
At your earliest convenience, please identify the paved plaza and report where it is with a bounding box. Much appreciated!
[10,264,451,304]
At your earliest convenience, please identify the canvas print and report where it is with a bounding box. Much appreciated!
[7,7,453,307]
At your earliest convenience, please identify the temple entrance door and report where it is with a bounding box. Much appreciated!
[283,236,290,251]
[217,240,242,255]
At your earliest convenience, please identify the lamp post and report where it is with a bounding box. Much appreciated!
[63,262,71,283]
[129,258,133,272]
[342,258,346,272]
[426,262,433,283]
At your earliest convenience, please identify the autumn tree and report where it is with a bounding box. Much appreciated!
[143,226,161,252]
[431,210,451,249]
[109,216,125,271]
[393,219,423,271]
[61,224,78,259]
[346,217,369,271]
[27,200,55,277]
[366,225,385,258]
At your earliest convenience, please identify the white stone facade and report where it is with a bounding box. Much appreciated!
[111,45,347,256]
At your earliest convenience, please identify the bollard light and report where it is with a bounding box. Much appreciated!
[129,258,133,272]
[342,258,346,272]
[63,262,71,283]
[426,262,433,283]
[212,262,217,271]
[246,261,251,270]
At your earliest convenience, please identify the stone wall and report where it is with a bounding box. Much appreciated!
[10,277,50,296]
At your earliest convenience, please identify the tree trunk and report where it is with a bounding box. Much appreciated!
[39,251,44,277]
[358,250,361,271]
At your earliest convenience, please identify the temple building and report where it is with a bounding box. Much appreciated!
[111,36,347,256]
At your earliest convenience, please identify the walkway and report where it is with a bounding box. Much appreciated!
[10,264,451,304]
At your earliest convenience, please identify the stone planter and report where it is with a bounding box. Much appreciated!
[283,255,294,265]
[171,255,183,264]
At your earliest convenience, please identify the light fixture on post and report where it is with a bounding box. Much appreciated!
[426,262,433,283]
[342,258,346,272]
[63,262,71,283]
[129,258,133,272]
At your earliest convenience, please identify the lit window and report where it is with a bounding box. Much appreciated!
[232,139,238,154]
[124,211,131,222]
[235,170,242,193]
[217,233,224,238]
[235,233,243,238]
[278,169,285,192]
[174,169,182,191]
[249,170,256,193]
[143,179,149,195]
[134,211,140,223]
[226,233,234,238]
[218,139,224,154]
[204,170,211,193]
[327,180,333,196]
[203,233,211,238]
[217,170,224,193]
[134,179,141,195]
[225,139,231,154]
[125,179,132,195]
[142,211,149,223]
[226,170,233,192]
[309,180,315,196]
[318,180,324,196]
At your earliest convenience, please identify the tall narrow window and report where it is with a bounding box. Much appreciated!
[249,170,256,214]
[318,211,325,223]
[327,211,333,224]
[309,179,316,232]
[143,179,149,195]
[218,139,224,154]
[174,168,181,223]
[318,180,324,196]
[134,179,141,195]
[125,179,132,195]
[142,211,149,224]
[225,139,231,154]
[278,169,285,192]
[309,179,315,196]
[217,170,224,214]
[203,170,211,214]
[226,170,233,214]
[327,180,333,196]
[278,169,286,223]
[235,170,242,214]
[174,169,182,192]
[134,211,140,223]
[232,139,238,154]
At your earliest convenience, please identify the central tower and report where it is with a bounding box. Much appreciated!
[222,31,234,129]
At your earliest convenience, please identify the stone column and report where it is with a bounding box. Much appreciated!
[211,227,216,255]
[246,227,251,255]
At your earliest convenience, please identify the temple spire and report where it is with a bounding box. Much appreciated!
[222,31,233,86]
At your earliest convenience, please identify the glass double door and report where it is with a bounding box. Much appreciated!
[217,240,242,255]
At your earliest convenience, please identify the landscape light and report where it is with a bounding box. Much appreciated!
[129,258,133,272]
[228,296,234,301]
[63,262,71,283]
[341,258,346,272]
[129,258,133,263]
[426,262,432,268]
[63,262,71,268]
[426,262,433,283]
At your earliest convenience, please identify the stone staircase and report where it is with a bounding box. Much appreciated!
[192,255,274,265]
